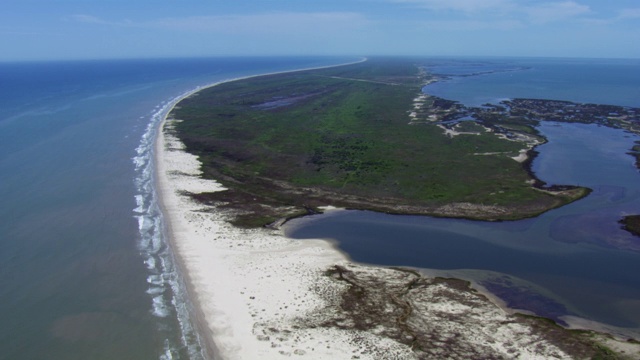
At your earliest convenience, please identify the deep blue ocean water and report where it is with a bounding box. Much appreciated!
[287,58,640,338]
[0,57,354,360]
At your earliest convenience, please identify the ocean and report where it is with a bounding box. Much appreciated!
[0,57,354,360]
[287,57,640,338]
[3,56,640,359]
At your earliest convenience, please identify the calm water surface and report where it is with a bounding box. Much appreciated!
[288,122,640,335]
[287,58,640,337]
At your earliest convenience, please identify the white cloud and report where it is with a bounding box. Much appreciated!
[578,7,640,26]
[391,0,593,24]
[69,14,115,25]
[524,1,591,24]
[617,8,640,20]
[419,19,522,31]
[69,12,370,34]
[153,12,369,33]
[69,14,98,23]
[393,0,512,12]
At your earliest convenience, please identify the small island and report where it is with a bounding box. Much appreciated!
[620,215,640,236]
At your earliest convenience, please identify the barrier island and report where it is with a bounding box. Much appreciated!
[161,58,640,358]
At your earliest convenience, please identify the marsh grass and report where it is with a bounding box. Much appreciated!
[172,59,583,226]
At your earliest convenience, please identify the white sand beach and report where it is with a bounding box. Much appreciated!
[156,118,420,359]
[154,69,640,360]
[153,61,419,359]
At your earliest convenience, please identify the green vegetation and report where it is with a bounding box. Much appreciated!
[454,120,487,133]
[628,141,640,169]
[620,215,640,236]
[171,58,586,227]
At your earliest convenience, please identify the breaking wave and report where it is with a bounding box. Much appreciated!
[132,86,212,360]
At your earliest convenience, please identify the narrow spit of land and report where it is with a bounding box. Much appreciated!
[171,58,595,228]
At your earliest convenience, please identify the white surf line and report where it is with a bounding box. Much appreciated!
[152,57,378,359]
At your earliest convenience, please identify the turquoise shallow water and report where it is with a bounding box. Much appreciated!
[287,58,640,337]
[0,57,353,360]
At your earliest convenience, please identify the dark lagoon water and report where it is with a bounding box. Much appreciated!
[287,58,640,338]
[0,57,354,360]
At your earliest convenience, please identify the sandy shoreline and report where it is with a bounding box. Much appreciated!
[153,59,417,359]
[156,117,422,359]
[154,62,640,359]
[154,60,366,358]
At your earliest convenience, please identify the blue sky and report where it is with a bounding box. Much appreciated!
[2,0,639,61]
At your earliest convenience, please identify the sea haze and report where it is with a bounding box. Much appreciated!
[287,58,640,338]
[0,56,354,360]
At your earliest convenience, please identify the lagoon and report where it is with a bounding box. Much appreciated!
[287,119,640,338]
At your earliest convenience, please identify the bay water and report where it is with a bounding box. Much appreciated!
[287,58,640,338]
[0,57,353,360]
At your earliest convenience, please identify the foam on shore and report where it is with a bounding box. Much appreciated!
[150,58,419,359]
[149,60,640,359]
[156,114,428,358]
[129,59,367,359]
[134,91,210,359]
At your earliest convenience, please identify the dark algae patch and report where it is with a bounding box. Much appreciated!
[315,265,622,359]
[479,276,573,325]
[170,58,593,227]
[620,215,640,237]
[628,141,640,169]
